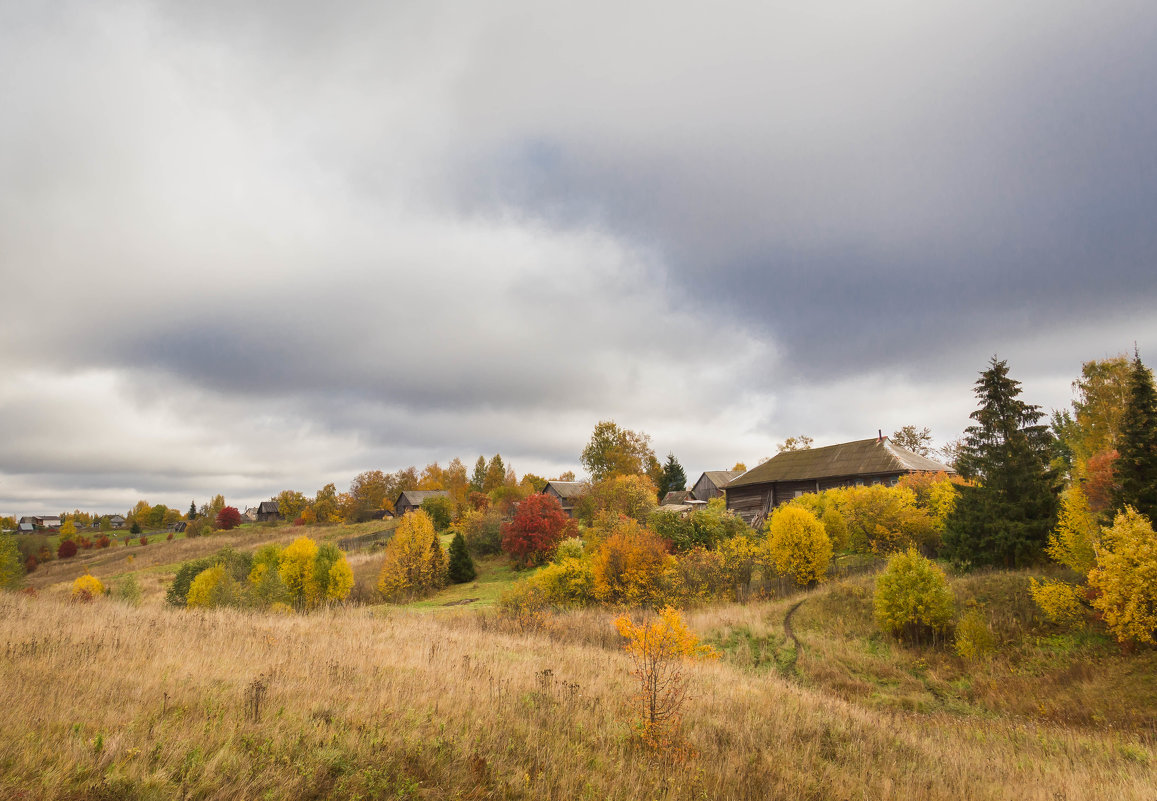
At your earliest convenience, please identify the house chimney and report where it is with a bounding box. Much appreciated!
[878,429,883,443]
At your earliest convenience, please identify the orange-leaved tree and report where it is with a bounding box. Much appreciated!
[614,606,718,747]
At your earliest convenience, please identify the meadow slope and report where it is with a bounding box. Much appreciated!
[2,589,1155,801]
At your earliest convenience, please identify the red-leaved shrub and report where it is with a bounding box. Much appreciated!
[57,539,78,559]
[24,555,38,574]
[139,537,148,546]
[167,532,173,541]
[215,506,242,531]
[79,536,93,550]
[96,535,110,549]
[500,492,575,567]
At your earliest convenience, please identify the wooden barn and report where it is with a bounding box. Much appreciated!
[540,481,590,518]
[393,490,450,517]
[256,501,281,522]
[690,471,743,501]
[725,437,954,525]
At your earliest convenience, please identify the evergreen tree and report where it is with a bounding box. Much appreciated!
[483,454,506,492]
[447,531,476,583]
[470,456,487,493]
[1112,350,1157,520]
[943,357,1059,568]
[658,453,687,499]
[188,500,198,520]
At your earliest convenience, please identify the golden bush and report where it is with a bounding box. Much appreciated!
[1088,508,1157,644]
[70,573,104,602]
[766,505,832,585]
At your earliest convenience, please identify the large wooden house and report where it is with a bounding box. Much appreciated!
[725,437,953,524]
[393,490,450,517]
[540,481,590,518]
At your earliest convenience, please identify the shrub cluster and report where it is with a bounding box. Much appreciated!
[167,538,354,612]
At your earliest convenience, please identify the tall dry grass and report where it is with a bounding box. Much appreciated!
[1,592,1153,800]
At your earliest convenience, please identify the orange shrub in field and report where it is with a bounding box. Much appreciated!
[592,517,675,606]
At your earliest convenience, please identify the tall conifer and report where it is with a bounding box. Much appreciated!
[447,531,476,583]
[1112,350,1157,520]
[943,357,1059,567]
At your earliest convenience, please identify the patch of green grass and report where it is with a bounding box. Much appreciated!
[407,556,530,610]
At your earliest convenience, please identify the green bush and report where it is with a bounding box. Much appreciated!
[165,548,252,607]
[0,534,24,590]
[873,549,955,644]
[954,606,995,661]
[116,574,143,606]
[460,509,504,556]
[420,496,454,532]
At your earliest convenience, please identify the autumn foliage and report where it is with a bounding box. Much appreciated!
[614,606,717,748]
[501,493,573,567]
[57,539,78,559]
[215,506,242,531]
[377,511,447,602]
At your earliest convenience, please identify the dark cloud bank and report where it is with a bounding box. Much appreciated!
[1,0,1155,513]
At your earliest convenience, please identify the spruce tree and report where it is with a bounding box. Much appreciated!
[1112,350,1157,520]
[659,453,687,499]
[188,500,198,520]
[943,357,1059,568]
[447,531,476,583]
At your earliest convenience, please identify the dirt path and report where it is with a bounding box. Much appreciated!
[783,599,806,651]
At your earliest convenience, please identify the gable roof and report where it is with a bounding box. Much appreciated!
[661,490,692,505]
[395,490,450,507]
[542,481,589,500]
[258,501,279,514]
[697,471,743,490]
[727,438,953,488]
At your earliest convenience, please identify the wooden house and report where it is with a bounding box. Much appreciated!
[540,481,590,518]
[660,490,693,506]
[256,501,281,522]
[725,437,954,525]
[108,514,126,529]
[393,490,450,517]
[690,471,743,502]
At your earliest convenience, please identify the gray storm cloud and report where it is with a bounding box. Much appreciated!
[0,0,1154,513]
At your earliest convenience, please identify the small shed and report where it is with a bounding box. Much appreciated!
[17,522,34,533]
[540,480,590,518]
[256,501,281,522]
[690,471,743,502]
[394,490,450,517]
[660,490,693,506]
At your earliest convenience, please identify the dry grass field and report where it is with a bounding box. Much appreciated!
[2,580,1155,800]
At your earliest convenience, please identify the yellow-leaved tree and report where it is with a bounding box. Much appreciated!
[376,510,447,603]
[278,537,318,609]
[1030,487,1103,627]
[1088,508,1157,645]
[274,537,354,610]
[765,505,832,585]
[614,606,718,748]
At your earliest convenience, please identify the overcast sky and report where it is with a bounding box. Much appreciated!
[2,1,1155,515]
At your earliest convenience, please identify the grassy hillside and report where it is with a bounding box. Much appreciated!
[2,568,1155,800]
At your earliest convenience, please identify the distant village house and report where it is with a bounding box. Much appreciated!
[540,480,590,518]
[393,490,450,517]
[725,436,954,525]
[256,501,281,522]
